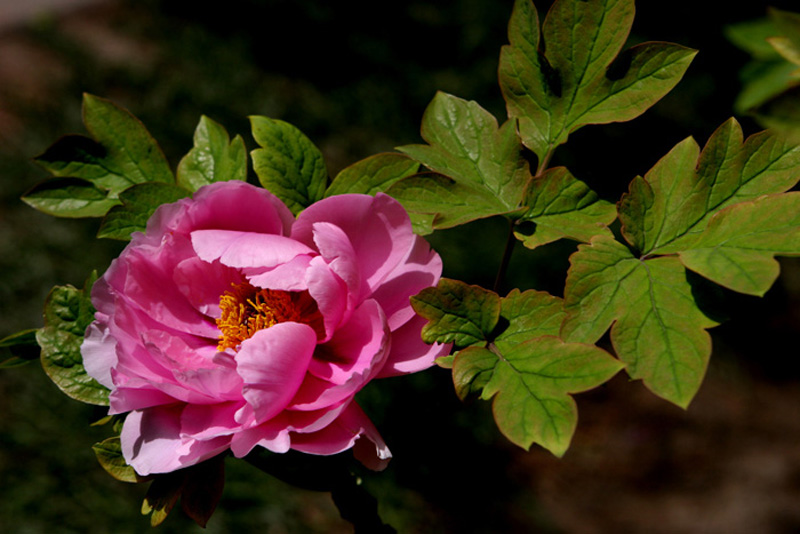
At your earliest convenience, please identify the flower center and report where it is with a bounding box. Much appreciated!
[216,282,323,351]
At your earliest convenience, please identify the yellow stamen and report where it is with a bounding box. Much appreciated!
[216,282,322,351]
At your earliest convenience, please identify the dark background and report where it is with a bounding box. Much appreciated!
[2,1,800,532]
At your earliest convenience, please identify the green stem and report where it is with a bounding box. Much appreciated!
[493,218,517,294]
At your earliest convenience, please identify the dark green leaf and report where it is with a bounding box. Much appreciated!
[97,182,191,240]
[177,115,247,191]
[250,116,327,215]
[499,0,696,161]
[37,273,110,406]
[0,329,40,368]
[410,278,501,348]
[22,178,121,218]
[515,167,616,249]
[326,153,419,196]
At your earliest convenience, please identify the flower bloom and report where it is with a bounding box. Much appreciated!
[82,181,446,475]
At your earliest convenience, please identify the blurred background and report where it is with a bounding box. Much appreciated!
[2,0,800,532]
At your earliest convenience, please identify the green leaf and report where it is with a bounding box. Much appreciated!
[177,115,247,191]
[456,337,623,457]
[619,118,800,256]
[35,95,173,193]
[494,289,566,349]
[93,437,147,483]
[725,17,782,60]
[391,92,530,229]
[388,173,523,232]
[22,178,121,218]
[37,273,110,406]
[561,235,717,408]
[29,94,174,218]
[325,152,419,196]
[499,0,696,161]
[410,278,501,348]
[97,182,191,240]
[752,85,800,138]
[250,116,327,215]
[515,167,616,249]
[678,193,800,296]
[0,329,40,368]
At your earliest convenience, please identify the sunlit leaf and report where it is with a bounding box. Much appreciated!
[250,116,327,215]
[515,167,616,249]
[499,0,696,161]
[326,152,419,196]
[177,115,247,191]
[22,178,121,218]
[93,437,147,483]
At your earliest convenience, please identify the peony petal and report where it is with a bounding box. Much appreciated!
[376,314,449,378]
[230,414,292,457]
[245,254,312,291]
[311,222,361,309]
[180,402,243,440]
[305,256,348,341]
[369,235,443,330]
[173,256,242,318]
[236,323,317,423]
[293,193,415,296]
[191,230,314,270]
[289,300,389,411]
[81,322,116,389]
[178,180,294,236]
[290,402,391,471]
[121,405,230,475]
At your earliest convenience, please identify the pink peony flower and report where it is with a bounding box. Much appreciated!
[81,180,446,475]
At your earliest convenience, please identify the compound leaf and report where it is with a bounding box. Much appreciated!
[561,235,717,408]
[391,92,530,229]
[500,0,696,161]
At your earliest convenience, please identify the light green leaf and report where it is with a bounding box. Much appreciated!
[325,153,419,196]
[679,193,800,296]
[97,182,191,240]
[93,437,145,483]
[410,278,501,348]
[494,289,566,349]
[177,115,247,191]
[250,116,328,215]
[456,336,622,456]
[725,17,782,60]
[561,235,717,408]
[142,472,184,527]
[22,178,121,218]
[392,92,530,229]
[0,329,40,368]
[752,85,800,139]
[499,0,696,161]
[515,167,616,249]
[37,273,110,406]
[619,118,800,255]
